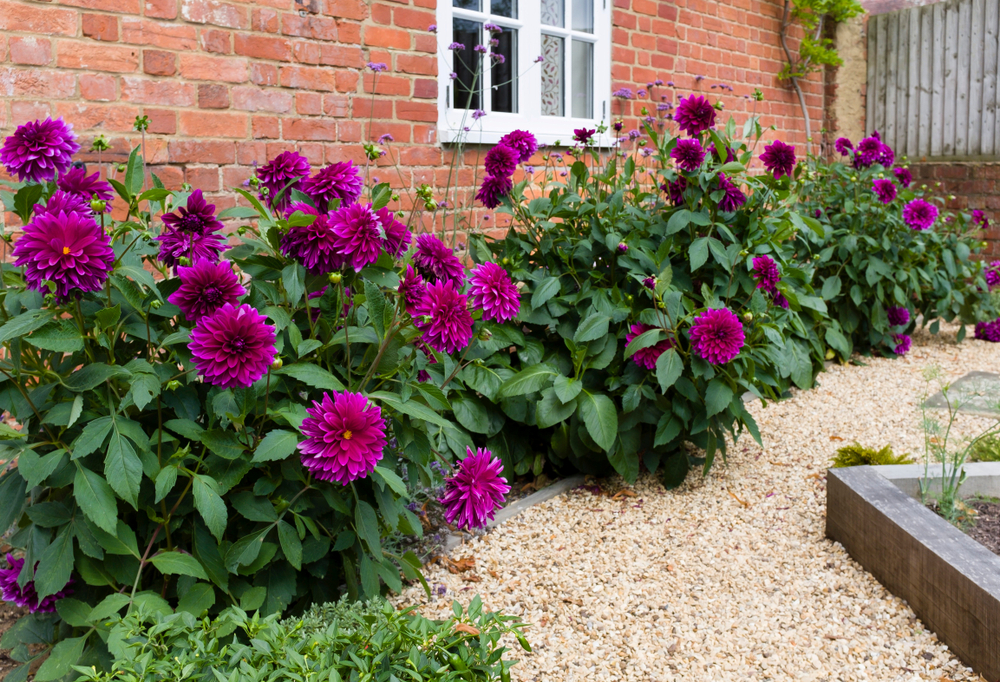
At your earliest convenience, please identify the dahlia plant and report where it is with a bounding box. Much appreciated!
[465,90,826,486]
[795,133,996,357]
[0,120,518,680]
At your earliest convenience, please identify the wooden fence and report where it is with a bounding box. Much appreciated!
[866,0,1000,159]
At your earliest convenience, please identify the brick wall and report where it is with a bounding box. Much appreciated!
[0,0,825,229]
[909,163,1000,258]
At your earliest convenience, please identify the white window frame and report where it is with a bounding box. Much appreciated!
[435,0,612,147]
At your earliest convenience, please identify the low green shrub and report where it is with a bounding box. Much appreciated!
[830,442,914,468]
[69,596,527,682]
[969,434,1000,462]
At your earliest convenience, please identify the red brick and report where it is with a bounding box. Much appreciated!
[353,97,392,119]
[121,18,197,50]
[168,140,235,164]
[231,86,294,113]
[413,78,436,99]
[148,166,184,189]
[396,101,436,123]
[59,0,140,13]
[144,0,177,19]
[54,102,141,132]
[185,167,220,191]
[200,29,232,53]
[223,166,252,190]
[237,141,267,164]
[233,34,292,62]
[9,37,52,65]
[393,6,434,31]
[121,76,196,106]
[11,101,53,125]
[143,49,176,76]
[179,54,248,82]
[82,14,120,42]
[0,0,77,35]
[79,74,116,101]
[57,42,140,73]
[363,73,409,96]
[198,83,231,109]
[338,21,361,43]
[281,14,338,41]
[178,110,248,137]
[250,62,279,86]
[252,7,279,32]
[251,116,280,139]
[396,54,435,75]
[370,2,391,24]
[0,67,77,99]
[364,25,410,49]
[296,91,322,115]
[336,71,358,92]
[325,0,366,20]
[180,0,248,29]
[323,94,349,117]
[283,118,337,141]
[145,108,176,134]
[280,65,337,92]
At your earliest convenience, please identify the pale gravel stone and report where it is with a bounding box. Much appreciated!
[395,323,998,682]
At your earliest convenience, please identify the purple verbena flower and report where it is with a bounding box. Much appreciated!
[256,151,311,212]
[902,198,938,231]
[157,190,228,267]
[670,138,706,172]
[474,44,488,54]
[759,140,796,179]
[299,391,386,485]
[468,262,520,322]
[168,259,246,320]
[613,88,634,99]
[57,166,113,212]
[673,95,716,136]
[331,203,384,270]
[484,144,519,178]
[188,303,276,389]
[1,117,79,183]
[626,323,675,370]
[366,62,388,72]
[12,210,114,300]
[414,279,474,353]
[439,447,510,529]
[689,308,745,364]
[449,42,465,50]
[872,178,897,204]
[302,161,364,209]
[0,554,73,613]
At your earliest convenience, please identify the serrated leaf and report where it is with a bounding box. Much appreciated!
[277,364,345,392]
[192,475,227,541]
[25,320,84,353]
[252,429,299,463]
[355,500,380,554]
[71,417,113,460]
[497,364,558,398]
[34,526,73,601]
[689,237,709,271]
[149,551,209,580]
[576,392,617,451]
[531,276,561,308]
[0,310,53,345]
[199,429,245,460]
[105,429,142,508]
[12,184,43,224]
[552,375,582,404]
[277,520,302,570]
[154,466,178,503]
[34,635,86,682]
[655,349,683,393]
[73,465,117,534]
[87,593,130,623]
[64,364,130,392]
[176,583,216,615]
[94,304,121,330]
[705,379,734,417]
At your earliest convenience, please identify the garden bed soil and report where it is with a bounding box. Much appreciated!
[965,500,1000,557]
[0,602,25,681]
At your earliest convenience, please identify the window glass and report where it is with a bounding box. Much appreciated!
[491,30,517,113]
[453,0,480,9]
[452,19,482,110]
[540,34,564,116]
[571,40,593,118]
[572,0,593,33]
[541,0,564,27]
[490,0,516,18]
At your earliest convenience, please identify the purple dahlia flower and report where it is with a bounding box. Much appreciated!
[417,369,431,382]
[573,128,595,144]
[892,333,911,355]
[12,210,114,300]
[902,199,938,231]
[399,264,427,310]
[302,161,364,209]
[497,130,538,163]
[834,137,853,155]
[158,190,227,267]
[689,308,745,365]
[760,140,796,179]
[439,447,510,530]
[854,136,882,168]
[413,279,474,353]
[985,261,1000,289]
[751,255,780,292]
[670,139,705,172]
[0,117,79,183]
[468,262,520,322]
[974,318,1000,342]
[887,306,910,327]
[484,144,519,178]
[877,143,895,167]
[168,259,246,320]
[476,174,513,210]
[674,95,716,136]
[376,207,411,259]
[0,554,73,613]
[35,190,91,218]
[257,151,310,212]
[872,178,897,204]
[414,233,465,285]
[972,209,989,227]
[664,177,687,205]
[189,303,277,389]
[331,203,384,270]
[894,167,912,188]
[299,391,387,485]
[626,323,674,370]
[282,203,346,274]
[57,166,113,212]
[774,291,790,309]
[716,173,746,213]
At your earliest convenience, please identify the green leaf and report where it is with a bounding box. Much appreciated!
[0,310,53,345]
[451,394,490,434]
[55,598,92,628]
[282,263,305,305]
[536,388,576,428]
[719,161,746,173]
[655,349,683,393]
[176,583,216,615]
[654,414,681,447]
[277,364,345,392]
[74,465,117,533]
[460,364,502,401]
[192,475,227,541]
[240,586,266,611]
[277,520,303,570]
[355,500,380,554]
[67,395,83,429]
[34,635,87,682]
[368,391,451,428]
[705,379,734,417]
[25,320,84,353]
[17,449,64,488]
[574,313,610,343]
[105,428,142,508]
[64,364,130,392]
[163,418,204,442]
[94,304,121,330]
[821,275,842,300]
[71,417,113,460]
[363,278,387,339]
[576,392,618,451]
[34,526,74,600]
[689,237,709,271]
[0,471,26,534]
[149,551,210,580]
[198,429,245,460]
[12,184,43,224]
[124,145,144,197]
[497,364,559,398]
[372,465,408,496]
[624,328,664,359]
[552,375,582,404]
[531,276,561,308]
[218,206,260,219]
[252,429,299,463]
[87,593,130,623]
[230,491,277,522]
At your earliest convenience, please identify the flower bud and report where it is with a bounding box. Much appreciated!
[501,257,509,265]
[166,380,182,391]
[617,243,628,254]
[742,312,753,322]
[328,272,342,284]
[739,250,749,258]
[149,299,162,309]
[116,164,127,173]
[478,329,493,341]
[424,200,438,211]
[626,294,634,302]
[392,194,400,202]
[270,358,283,371]
[948,194,956,201]
[90,199,106,213]
[812,254,820,261]
[179,257,192,267]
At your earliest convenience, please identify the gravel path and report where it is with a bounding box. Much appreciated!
[397,325,1000,682]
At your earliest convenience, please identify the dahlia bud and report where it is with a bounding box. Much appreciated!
[237,226,246,236]
[478,329,493,341]
[501,257,510,265]
[328,272,342,284]
[90,199,106,212]
[116,164,127,173]
[166,380,182,391]
[149,299,163,309]
[739,250,749,258]
[643,277,656,290]
[626,294,634,302]
[850,176,857,182]
[270,358,283,371]
[948,194,956,201]
[812,254,820,261]
[249,176,260,188]
[392,194,400,202]
[179,257,192,266]
[982,241,989,249]
[425,200,438,211]
[181,183,192,192]
[742,312,753,322]
[825,348,836,360]
[421,315,433,324]
[617,243,628,254]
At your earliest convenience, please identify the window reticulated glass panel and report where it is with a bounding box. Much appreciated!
[490,0,516,18]
[572,0,593,33]
[452,19,482,110]
[541,0,564,27]
[540,34,564,116]
[491,29,517,113]
[571,39,593,118]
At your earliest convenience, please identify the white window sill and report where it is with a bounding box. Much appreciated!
[437,126,620,149]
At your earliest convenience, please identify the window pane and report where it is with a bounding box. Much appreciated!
[540,34,564,116]
[571,40,592,118]
[491,29,517,113]
[453,0,480,9]
[490,0,516,18]
[541,0,564,27]
[572,0,593,33]
[452,19,482,110]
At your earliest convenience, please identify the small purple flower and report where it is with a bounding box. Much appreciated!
[490,52,505,63]
[637,89,647,98]
[428,23,437,32]
[257,151,311,212]
[484,144,519,178]
[484,22,502,33]
[450,71,458,79]
[189,303,277,389]
[474,44,488,54]
[366,62,388,72]
[894,167,912,188]
[449,42,465,50]
[158,190,228,267]
[626,323,675,370]
[902,198,938,231]
[613,120,624,133]
[751,255,781,293]
[613,88,634,99]
[168,259,246,320]
[302,161,364,209]
[673,95,716,136]
[414,279,474,353]
[573,128,596,144]
[643,277,656,290]
[0,554,73,613]
[892,333,911,355]
[670,138,706,172]
[655,79,664,86]
[439,447,510,529]
[887,306,910,327]
[414,233,465,285]
[13,210,114,300]
[1,117,79,183]
[872,178,897,204]
[759,140,796,179]
[617,243,629,254]
[435,583,448,596]
[468,262,520,322]
[689,308,745,364]
[476,174,513,210]
[715,173,746,213]
[974,318,1000,342]
[627,129,641,140]
[535,55,544,63]
[299,391,387,485]
[472,109,486,120]
[834,137,853,155]
[57,166,113,212]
